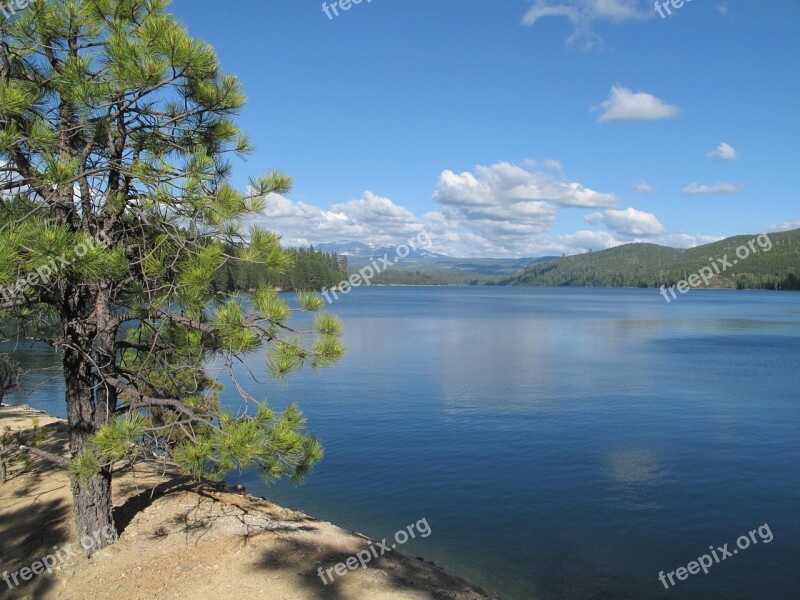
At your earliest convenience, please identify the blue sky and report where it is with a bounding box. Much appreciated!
[170,0,800,257]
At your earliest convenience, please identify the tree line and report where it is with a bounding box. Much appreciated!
[212,246,349,292]
[504,231,800,290]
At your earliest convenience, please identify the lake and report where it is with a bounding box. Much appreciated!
[5,287,800,599]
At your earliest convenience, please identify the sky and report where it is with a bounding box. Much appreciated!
[169,0,800,258]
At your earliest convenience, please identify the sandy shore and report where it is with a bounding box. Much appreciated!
[0,405,501,600]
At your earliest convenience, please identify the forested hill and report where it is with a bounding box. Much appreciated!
[212,246,349,292]
[503,229,800,290]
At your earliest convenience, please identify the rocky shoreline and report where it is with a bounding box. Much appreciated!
[0,405,501,600]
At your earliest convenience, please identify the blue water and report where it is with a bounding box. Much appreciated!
[5,287,800,599]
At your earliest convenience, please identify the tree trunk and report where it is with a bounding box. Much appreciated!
[93,281,119,427]
[71,468,114,555]
[63,334,116,556]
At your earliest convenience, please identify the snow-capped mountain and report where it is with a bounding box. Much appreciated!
[309,241,555,276]
[314,241,445,260]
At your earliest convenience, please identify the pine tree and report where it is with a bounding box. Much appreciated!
[0,0,343,553]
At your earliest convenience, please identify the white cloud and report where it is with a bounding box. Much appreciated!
[429,160,624,254]
[518,228,717,256]
[253,191,718,257]
[598,86,679,122]
[434,161,619,209]
[682,182,741,195]
[707,142,737,161]
[585,207,666,237]
[544,159,564,178]
[768,219,800,232]
[550,230,624,253]
[717,3,729,15]
[245,191,425,249]
[635,181,655,194]
[661,232,722,248]
[522,0,652,48]
[331,192,420,230]
[241,159,721,258]
[244,161,626,258]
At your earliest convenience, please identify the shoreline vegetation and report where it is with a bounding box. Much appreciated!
[228,229,800,293]
[501,229,800,290]
[0,404,501,600]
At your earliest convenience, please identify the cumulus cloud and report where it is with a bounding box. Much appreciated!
[707,142,737,161]
[426,160,628,254]
[585,207,667,237]
[434,161,618,209]
[241,159,719,258]
[331,192,421,231]
[635,181,655,194]
[682,182,741,195]
[245,191,425,249]
[252,191,715,257]
[662,232,722,247]
[549,230,624,253]
[522,0,652,48]
[513,228,716,256]
[598,86,679,122]
[768,218,800,232]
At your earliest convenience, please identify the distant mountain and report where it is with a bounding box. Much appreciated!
[314,241,391,257]
[502,229,800,290]
[414,255,557,277]
[312,241,557,277]
[315,240,444,260]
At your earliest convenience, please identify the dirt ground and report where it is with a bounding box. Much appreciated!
[0,405,500,600]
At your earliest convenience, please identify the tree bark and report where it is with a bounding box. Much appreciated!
[93,281,119,427]
[70,468,114,555]
[63,323,116,556]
